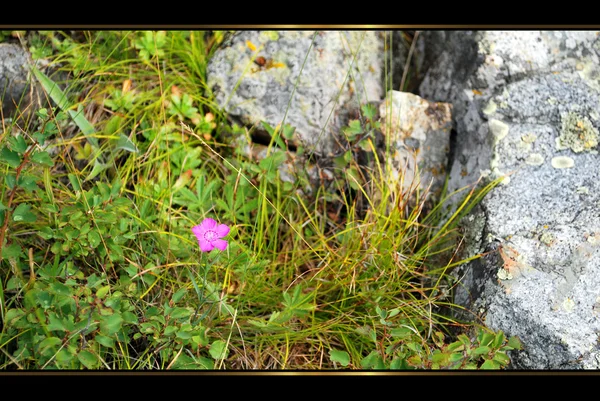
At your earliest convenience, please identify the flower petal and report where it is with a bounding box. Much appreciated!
[212,239,228,251]
[191,225,204,240]
[201,218,217,230]
[199,239,214,252]
[215,224,230,238]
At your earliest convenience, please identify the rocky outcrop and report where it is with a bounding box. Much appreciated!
[0,43,42,121]
[379,90,452,202]
[418,31,600,369]
[207,31,384,156]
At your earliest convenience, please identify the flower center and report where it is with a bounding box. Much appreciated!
[204,230,217,242]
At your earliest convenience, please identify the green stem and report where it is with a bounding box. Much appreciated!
[189,253,216,325]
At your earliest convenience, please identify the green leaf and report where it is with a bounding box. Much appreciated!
[64,229,79,241]
[390,358,410,370]
[5,174,16,190]
[13,203,37,223]
[33,131,47,146]
[85,159,110,182]
[176,330,193,340]
[18,175,39,193]
[0,146,21,168]
[209,340,229,360]
[140,321,159,334]
[0,201,7,211]
[36,291,54,309]
[171,288,187,304]
[387,308,400,318]
[31,66,98,148]
[259,151,287,171]
[344,119,363,139]
[447,341,464,352]
[122,311,138,324]
[449,353,464,363]
[361,103,377,120]
[473,346,491,356]
[346,166,363,191]
[493,351,511,365]
[4,308,26,326]
[171,354,214,370]
[358,139,372,152]
[390,327,413,339]
[46,313,67,332]
[480,359,501,370]
[104,115,122,135]
[356,326,377,343]
[115,133,139,153]
[334,153,349,168]
[2,243,22,259]
[31,151,54,167]
[360,350,383,369]
[492,331,506,348]
[407,354,422,367]
[96,285,110,299]
[55,348,75,365]
[77,350,99,369]
[50,282,71,296]
[95,335,115,348]
[479,332,495,347]
[88,230,101,249]
[170,307,192,319]
[458,334,471,347]
[343,150,353,164]
[38,337,62,356]
[9,135,28,154]
[282,124,295,140]
[507,336,522,350]
[433,331,446,348]
[407,342,424,354]
[432,352,450,365]
[164,326,178,336]
[100,314,123,336]
[329,350,350,367]
[260,121,275,135]
[67,173,81,191]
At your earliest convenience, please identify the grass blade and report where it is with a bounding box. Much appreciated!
[30,65,99,148]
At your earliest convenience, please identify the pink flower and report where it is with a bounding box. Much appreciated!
[192,218,230,252]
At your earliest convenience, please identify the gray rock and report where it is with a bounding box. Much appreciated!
[0,43,41,121]
[418,31,600,369]
[378,90,452,203]
[387,31,412,92]
[207,31,384,156]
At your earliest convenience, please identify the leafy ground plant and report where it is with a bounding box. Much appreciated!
[0,30,521,370]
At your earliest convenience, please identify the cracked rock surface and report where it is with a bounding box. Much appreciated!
[418,31,600,369]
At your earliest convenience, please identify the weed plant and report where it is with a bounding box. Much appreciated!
[0,31,520,370]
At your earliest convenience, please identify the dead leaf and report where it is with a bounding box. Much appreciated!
[122,79,132,93]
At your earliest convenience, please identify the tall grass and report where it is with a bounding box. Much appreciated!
[0,30,514,370]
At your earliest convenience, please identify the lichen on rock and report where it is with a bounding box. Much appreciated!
[557,112,599,153]
[551,155,575,169]
[207,31,384,156]
[418,30,600,370]
[525,153,544,166]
